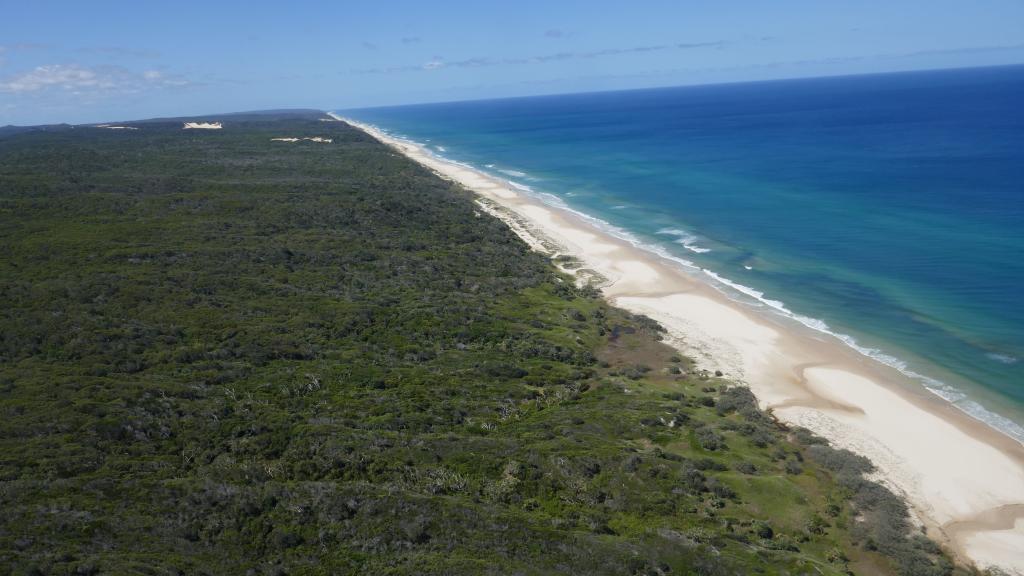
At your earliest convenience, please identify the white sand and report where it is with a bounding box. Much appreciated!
[183,122,222,130]
[271,136,333,143]
[332,112,1024,573]
[961,518,1024,574]
[616,294,783,397]
[797,369,1024,522]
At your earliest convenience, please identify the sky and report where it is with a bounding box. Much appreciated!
[1,0,1023,125]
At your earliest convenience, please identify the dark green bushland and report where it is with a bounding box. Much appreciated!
[0,112,966,575]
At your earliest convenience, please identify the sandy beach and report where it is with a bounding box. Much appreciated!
[334,113,1024,574]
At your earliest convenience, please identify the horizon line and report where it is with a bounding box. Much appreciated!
[337,61,1024,113]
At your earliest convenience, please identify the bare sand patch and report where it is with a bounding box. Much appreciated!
[183,122,222,130]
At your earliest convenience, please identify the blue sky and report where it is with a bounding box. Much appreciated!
[2,0,1023,125]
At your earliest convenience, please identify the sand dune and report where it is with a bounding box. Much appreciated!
[271,136,333,143]
[183,122,222,130]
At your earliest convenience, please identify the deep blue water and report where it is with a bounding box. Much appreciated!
[340,65,1024,440]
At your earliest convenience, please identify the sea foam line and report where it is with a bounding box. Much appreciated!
[341,115,1024,445]
[656,227,712,253]
[987,353,1019,365]
[497,168,529,178]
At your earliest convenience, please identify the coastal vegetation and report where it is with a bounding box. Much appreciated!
[0,112,973,575]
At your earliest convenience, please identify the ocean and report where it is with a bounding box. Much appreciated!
[339,65,1024,442]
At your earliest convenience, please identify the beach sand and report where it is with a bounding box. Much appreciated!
[334,114,1024,574]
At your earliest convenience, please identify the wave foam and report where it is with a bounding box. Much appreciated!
[498,168,529,178]
[506,180,534,193]
[987,353,1019,365]
[656,227,712,253]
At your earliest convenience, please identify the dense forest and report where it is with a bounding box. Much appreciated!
[0,112,971,575]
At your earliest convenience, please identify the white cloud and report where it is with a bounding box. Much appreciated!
[0,64,193,94]
[0,64,103,92]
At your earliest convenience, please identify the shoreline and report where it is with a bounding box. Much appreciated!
[333,113,1024,573]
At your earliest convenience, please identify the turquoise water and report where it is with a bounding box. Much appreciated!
[339,65,1024,441]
